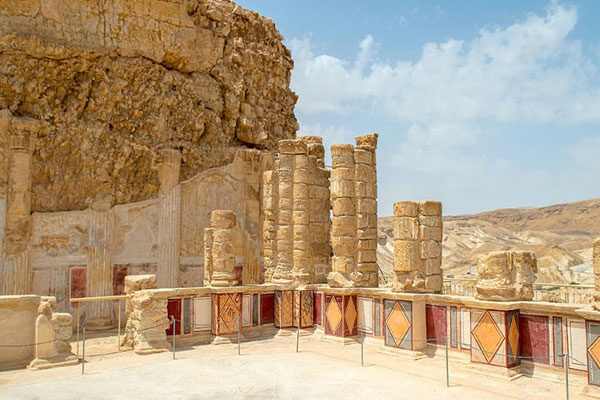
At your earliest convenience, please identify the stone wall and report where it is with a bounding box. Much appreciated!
[0,0,297,213]
[392,201,443,293]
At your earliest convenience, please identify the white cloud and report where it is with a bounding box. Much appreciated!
[290,3,600,125]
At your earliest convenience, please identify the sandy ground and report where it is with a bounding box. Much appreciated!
[0,333,586,399]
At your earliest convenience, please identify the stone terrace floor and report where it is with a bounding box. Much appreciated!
[0,333,585,399]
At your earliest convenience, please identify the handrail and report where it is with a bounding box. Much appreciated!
[70,295,127,303]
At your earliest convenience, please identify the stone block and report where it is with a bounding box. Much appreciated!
[357,198,377,214]
[357,213,377,229]
[331,180,355,198]
[393,216,419,240]
[293,210,309,225]
[419,226,442,241]
[394,201,418,217]
[393,240,421,273]
[357,249,377,263]
[357,228,377,239]
[332,256,355,274]
[420,240,441,259]
[353,148,373,165]
[357,239,377,250]
[424,257,441,275]
[418,215,442,228]
[332,198,356,216]
[293,169,311,184]
[425,275,442,292]
[355,133,378,148]
[293,183,309,199]
[355,164,375,182]
[332,236,357,257]
[331,167,354,182]
[294,154,309,169]
[210,210,236,229]
[278,209,292,225]
[332,216,357,236]
[279,139,307,154]
[418,201,442,216]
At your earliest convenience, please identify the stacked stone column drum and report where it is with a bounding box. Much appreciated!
[392,201,443,293]
[475,251,537,301]
[262,138,331,285]
[205,210,238,287]
[329,134,379,288]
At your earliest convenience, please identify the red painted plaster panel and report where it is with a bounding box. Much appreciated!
[519,314,549,364]
[426,304,447,345]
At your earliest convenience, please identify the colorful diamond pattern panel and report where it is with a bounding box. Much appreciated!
[472,310,505,364]
[292,290,314,328]
[345,297,357,333]
[325,296,343,335]
[211,293,241,336]
[275,290,293,328]
[505,311,520,367]
[386,302,410,346]
[384,300,412,350]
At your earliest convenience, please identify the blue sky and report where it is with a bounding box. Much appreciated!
[237,0,600,216]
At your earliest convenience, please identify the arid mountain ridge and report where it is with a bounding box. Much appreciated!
[377,198,600,284]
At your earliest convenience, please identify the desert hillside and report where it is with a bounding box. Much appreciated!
[377,198,600,284]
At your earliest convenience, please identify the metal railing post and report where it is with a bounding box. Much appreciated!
[445,334,450,387]
[81,325,86,375]
[117,299,121,352]
[172,317,176,360]
[565,353,570,400]
[360,330,364,366]
[237,316,241,356]
[76,303,80,357]
[296,311,300,353]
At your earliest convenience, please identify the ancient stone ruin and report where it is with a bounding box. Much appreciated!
[4,0,600,393]
[392,201,442,293]
[475,251,538,301]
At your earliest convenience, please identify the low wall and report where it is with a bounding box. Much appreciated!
[0,295,40,367]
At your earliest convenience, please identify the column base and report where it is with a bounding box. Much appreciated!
[211,333,246,345]
[28,354,78,370]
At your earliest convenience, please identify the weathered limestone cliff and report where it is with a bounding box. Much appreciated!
[0,0,298,212]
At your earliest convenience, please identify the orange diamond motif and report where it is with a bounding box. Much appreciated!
[508,315,519,357]
[472,311,504,364]
[345,297,357,331]
[386,302,410,346]
[589,336,600,368]
[326,297,342,333]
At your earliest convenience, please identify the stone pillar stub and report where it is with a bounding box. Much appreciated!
[392,200,443,293]
[209,210,238,287]
[475,250,537,301]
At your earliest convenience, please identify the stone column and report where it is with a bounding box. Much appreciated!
[291,140,311,284]
[299,136,331,283]
[393,201,422,291]
[1,117,36,295]
[328,144,356,287]
[392,200,443,293]
[355,133,379,287]
[272,141,295,284]
[262,169,278,283]
[156,149,182,288]
[419,201,443,292]
[209,210,238,287]
[86,194,115,329]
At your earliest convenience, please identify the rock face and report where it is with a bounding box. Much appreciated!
[0,0,298,212]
